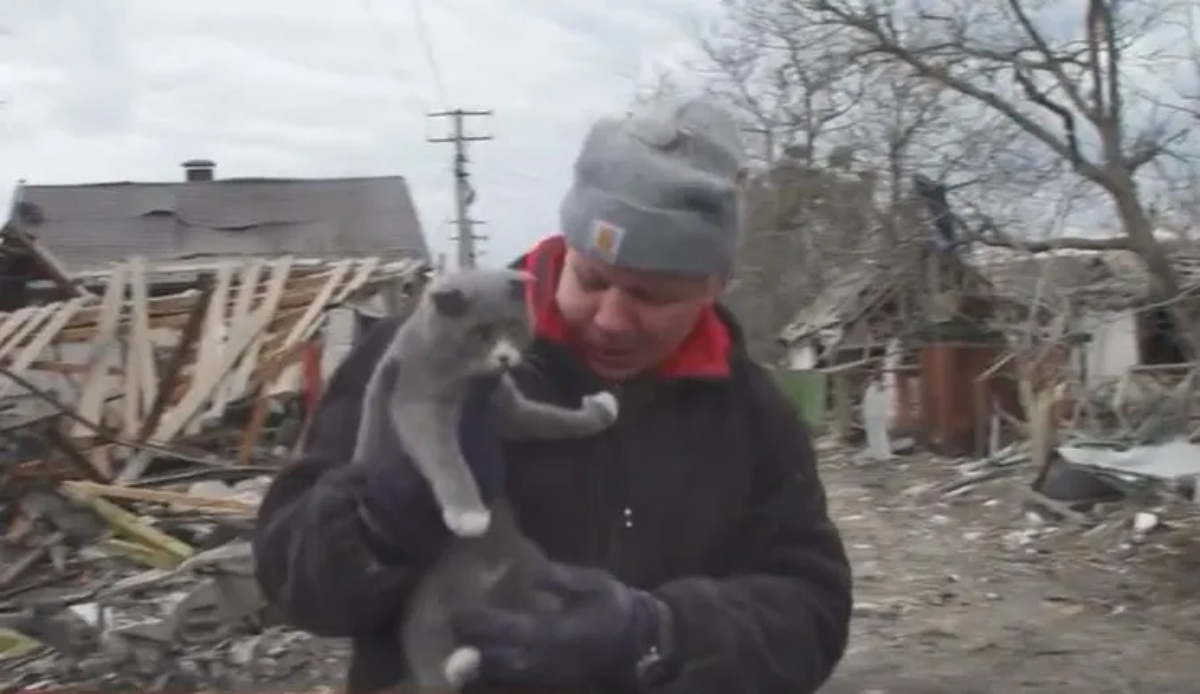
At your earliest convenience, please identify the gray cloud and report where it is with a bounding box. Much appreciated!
[0,0,718,264]
[60,0,134,135]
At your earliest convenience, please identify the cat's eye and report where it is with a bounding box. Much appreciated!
[471,325,495,341]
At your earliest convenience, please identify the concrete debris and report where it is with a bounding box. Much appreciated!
[0,480,280,689]
[1059,438,1200,484]
[1132,511,1159,534]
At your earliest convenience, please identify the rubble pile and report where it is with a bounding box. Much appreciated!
[0,245,425,690]
[1,475,272,690]
[853,341,1200,538]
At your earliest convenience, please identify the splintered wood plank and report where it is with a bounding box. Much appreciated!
[138,278,214,451]
[127,256,158,421]
[214,260,265,408]
[0,297,89,401]
[62,480,258,515]
[262,259,353,395]
[0,307,37,354]
[278,258,354,352]
[121,344,140,438]
[189,262,236,435]
[120,271,142,438]
[152,257,294,442]
[60,287,204,334]
[51,264,396,345]
[331,257,381,304]
[227,256,294,396]
[230,261,266,329]
[151,303,276,442]
[118,282,211,486]
[72,266,128,438]
[4,228,90,299]
[0,304,57,363]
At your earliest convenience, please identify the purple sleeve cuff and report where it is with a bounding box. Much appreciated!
[608,590,676,691]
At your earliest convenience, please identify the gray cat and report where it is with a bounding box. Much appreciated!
[351,267,620,689]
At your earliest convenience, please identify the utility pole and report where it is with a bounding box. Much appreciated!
[427,109,493,269]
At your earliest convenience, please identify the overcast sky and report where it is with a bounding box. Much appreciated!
[0,0,720,267]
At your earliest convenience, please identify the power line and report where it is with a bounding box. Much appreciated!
[408,0,449,106]
[357,0,448,107]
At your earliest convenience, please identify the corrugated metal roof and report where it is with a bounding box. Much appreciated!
[779,264,892,344]
[15,175,430,271]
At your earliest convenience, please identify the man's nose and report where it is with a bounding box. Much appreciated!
[592,289,634,333]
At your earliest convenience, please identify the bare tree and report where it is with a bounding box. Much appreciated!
[848,67,967,241]
[699,0,866,164]
[630,69,682,108]
[695,0,879,358]
[801,0,1198,293]
[687,0,1197,356]
[1164,10,1200,235]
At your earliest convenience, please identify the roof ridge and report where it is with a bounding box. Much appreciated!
[21,174,410,189]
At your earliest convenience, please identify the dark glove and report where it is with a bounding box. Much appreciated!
[356,369,507,560]
[452,562,669,689]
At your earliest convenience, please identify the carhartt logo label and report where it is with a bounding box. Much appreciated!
[590,219,624,261]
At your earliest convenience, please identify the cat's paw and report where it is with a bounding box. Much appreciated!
[443,507,491,537]
[443,646,481,685]
[582,391,619,423]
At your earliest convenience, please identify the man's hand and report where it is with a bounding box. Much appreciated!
[451,563,666,688]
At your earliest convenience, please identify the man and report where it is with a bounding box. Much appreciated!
[252,95,853,693]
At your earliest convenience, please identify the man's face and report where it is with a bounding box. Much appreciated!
[554,248,721,380]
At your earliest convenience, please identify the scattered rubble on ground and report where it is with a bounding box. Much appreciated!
[819,428,1200,693]
[844,347,1200,560]
[0,238,424,690]
[5,230,1200,691]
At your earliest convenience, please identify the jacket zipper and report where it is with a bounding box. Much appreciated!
[604,383,637,579]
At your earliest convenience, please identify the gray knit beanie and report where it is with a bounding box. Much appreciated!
[560,95,747,277]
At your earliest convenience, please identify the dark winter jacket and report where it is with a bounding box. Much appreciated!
[252,235,853,693]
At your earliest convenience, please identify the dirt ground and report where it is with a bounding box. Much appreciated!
[816,437,1200,694]
[219,439,1200,693]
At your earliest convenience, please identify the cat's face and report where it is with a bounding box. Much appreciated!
[418,268,535,376]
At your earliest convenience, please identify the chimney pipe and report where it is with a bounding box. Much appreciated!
[182,159,216,182]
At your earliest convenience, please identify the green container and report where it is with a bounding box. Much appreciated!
[772,369,828,431]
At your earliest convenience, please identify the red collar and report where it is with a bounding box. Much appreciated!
[521,235,731,380]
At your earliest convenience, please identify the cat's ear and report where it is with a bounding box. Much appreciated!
[430,288,470,318]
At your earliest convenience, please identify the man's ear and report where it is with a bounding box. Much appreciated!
[430,287,470,318]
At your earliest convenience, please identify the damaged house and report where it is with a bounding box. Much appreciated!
[6,159,432,375]
[979,249,1197,386]
[11,159,429,270]
[776,175,1008,454]
[0,163,433,675]
[0,162,432,468]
